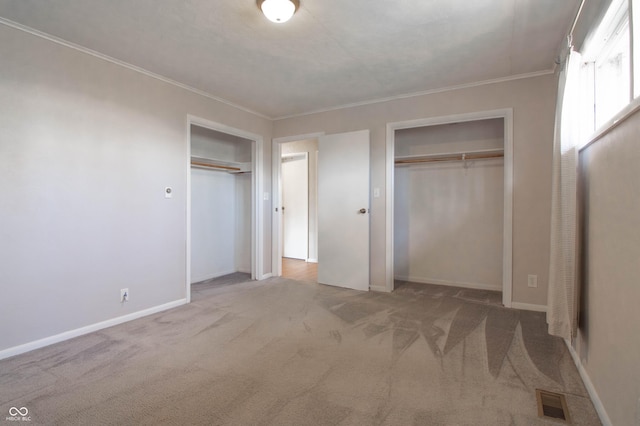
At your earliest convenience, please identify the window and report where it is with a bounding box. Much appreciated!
[633,0,640,97]
[593,17,630,127]
[580,0,634,133]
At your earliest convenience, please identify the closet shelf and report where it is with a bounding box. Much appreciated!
[395,149,504,165]
[190,156,252,173]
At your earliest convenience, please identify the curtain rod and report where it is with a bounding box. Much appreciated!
[568,0,587,47]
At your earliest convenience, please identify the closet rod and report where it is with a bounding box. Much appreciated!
[190,161,241,171]
[395,151,503,165]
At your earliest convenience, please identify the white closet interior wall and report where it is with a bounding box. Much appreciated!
[394,119,504,291]
[190,126,252,283]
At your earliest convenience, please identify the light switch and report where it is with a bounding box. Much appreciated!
[373,187,380,198]
[263,192,269,201]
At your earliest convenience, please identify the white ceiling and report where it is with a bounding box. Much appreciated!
[0,0,579,119]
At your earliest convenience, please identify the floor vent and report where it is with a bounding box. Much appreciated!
[536,389,571,423]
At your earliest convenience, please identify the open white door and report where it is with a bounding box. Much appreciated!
[317,130,370,291]
[282,154,308,260]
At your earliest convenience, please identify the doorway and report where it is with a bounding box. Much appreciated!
[277,139,318,282]
[272,130,371,291]
[186,116,263,302]
[386,109,513,306]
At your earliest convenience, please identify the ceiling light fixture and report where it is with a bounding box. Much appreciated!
[258,0,300,23]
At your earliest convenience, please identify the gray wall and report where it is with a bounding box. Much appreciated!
[576,110,640,426]
[0,24,272,353]
[274,74,557,306]
[0,20,557,355]
[191,126,253,163]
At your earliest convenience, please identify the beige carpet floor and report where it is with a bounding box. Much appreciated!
[1,276,600,425]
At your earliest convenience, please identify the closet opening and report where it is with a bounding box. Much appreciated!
[186,117,263,301]
[386,110,513,306]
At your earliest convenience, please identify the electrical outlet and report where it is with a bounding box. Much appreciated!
[527,274,538,288]
[120,288,129,303]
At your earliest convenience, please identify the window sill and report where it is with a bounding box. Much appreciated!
[580,96,640,151]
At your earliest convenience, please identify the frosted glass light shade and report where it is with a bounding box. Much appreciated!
[261,0,296,23]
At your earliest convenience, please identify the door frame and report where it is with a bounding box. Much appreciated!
[271,132,324,277]
[385,108,514,307]
[281,152,309,260]
[186,115,264,303]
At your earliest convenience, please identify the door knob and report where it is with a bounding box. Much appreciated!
[359,208,367,214]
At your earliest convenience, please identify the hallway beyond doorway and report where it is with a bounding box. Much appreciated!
[282,258,317,283]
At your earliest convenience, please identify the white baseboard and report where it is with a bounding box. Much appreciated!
[394,275,502,292]
[191,269,237,284]
[306,258,318,263]
[0,299,187,361]
[564,339,612,426]
[510,302,547,312]
[236,267,252,274]
[260,272,273,280]
[370,285,391,293]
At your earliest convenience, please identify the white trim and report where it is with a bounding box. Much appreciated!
[272,138,283,277]
[184,120,191,303]
[186,115,265,304]
[282,152,308,161]
[186,121,192,303]
[0,17,269,120]
[564,339,613,426]
[386,109,514,307]
[394,276,502,292]
[274,133,325,144]
[261,272,273,280]
[0,299,187,361]
[370,285,391,293]
[385,124,395,295]
[580,95,640,151]
[191,269,240,284]
[275,71,553,120]
[306,258,318,263]
[503,109,514,308]
[271,132,325,277]
[254,129,265,281]
[510,302,548,312]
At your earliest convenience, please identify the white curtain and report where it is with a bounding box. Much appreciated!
[547,49,583,340]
